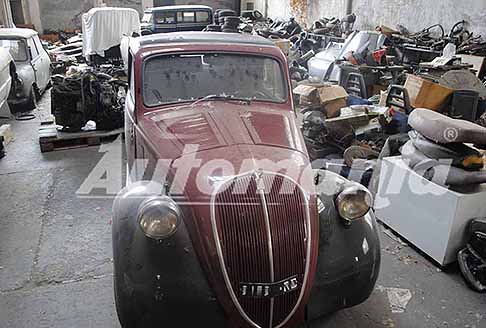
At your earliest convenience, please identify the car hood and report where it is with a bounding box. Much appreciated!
[141,101,308,161]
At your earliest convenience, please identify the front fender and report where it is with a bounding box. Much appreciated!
[12,64,35,98]
[307,170,381,320]
[112,182,227,326]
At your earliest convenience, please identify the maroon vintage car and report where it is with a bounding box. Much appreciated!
[112,32,380,328]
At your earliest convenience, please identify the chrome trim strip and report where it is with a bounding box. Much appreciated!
[257,183,275,328]
[210,171,312,328]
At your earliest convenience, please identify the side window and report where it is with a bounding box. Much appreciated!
[177,11,195,23]
[195,11,210,23]
[154,11,176,24]
[27,38,39,59]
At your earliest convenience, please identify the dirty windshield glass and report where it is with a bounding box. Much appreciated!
[143,53,287,106]
[0,39,27,61]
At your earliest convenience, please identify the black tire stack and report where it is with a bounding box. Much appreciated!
[216,9,236,23]
[221,16,241,33]
[205,24,222,32]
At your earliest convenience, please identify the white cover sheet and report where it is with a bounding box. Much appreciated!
[82,7,140,57]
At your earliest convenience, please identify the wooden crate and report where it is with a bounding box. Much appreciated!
[38,125,123,153]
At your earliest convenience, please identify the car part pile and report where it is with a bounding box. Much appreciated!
[309,14,356,37]
[51,66,127,132]
[302,110,355,160]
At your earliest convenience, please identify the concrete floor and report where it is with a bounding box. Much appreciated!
[0,91,485,328]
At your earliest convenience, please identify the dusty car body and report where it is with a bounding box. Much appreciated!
[0,28,51,110]
[141,5,213,35]
[112,32,380,328]
[0,48,13,117]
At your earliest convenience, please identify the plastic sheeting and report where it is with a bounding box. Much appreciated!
[82,7,140,58]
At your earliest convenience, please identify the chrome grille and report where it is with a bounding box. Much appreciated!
[213,173,309,328]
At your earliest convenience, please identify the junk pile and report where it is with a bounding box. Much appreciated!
[239,14,486,190]
[46,7,138,133]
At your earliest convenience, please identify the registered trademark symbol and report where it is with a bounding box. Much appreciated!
[443,127,459,142]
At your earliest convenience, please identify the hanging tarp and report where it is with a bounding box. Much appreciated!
[82,7,140,58]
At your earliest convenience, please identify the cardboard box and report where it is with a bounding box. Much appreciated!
[324,98,346,118]
[319,85,348,118]
[293,84,348,117]
[293,84,323,107]
[404,74,454,111]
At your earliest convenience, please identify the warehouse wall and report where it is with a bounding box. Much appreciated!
[154,0,238,11]
[39,0,144,32]
[265,0,486,37]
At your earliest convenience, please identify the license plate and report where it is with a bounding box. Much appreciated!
[240,276,299,298]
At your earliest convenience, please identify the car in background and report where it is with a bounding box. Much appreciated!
[0,28,51,110]
[141,5,213,35]
[112,32,381,327]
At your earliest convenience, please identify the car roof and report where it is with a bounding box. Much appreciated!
[145,5,212,12]
[0,28,37,39]
[134,32,274,50]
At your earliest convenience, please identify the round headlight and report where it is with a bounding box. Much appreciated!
[138,197,181,239]
[336,185,373,221]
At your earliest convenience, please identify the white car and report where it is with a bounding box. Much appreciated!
[0,47,13,117]
[0,28,52,110]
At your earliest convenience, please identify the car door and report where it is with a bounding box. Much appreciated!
[26,37,41,92]
[153,10,177,33]
[33,35,51,90]
[27,36,49,92]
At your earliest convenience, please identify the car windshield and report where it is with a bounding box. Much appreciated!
[0,39,27,61]
[143,53,287,106]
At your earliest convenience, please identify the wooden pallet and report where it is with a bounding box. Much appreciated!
[38,124,124,153]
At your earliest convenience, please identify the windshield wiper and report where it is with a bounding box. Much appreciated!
[189,94,252,107]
